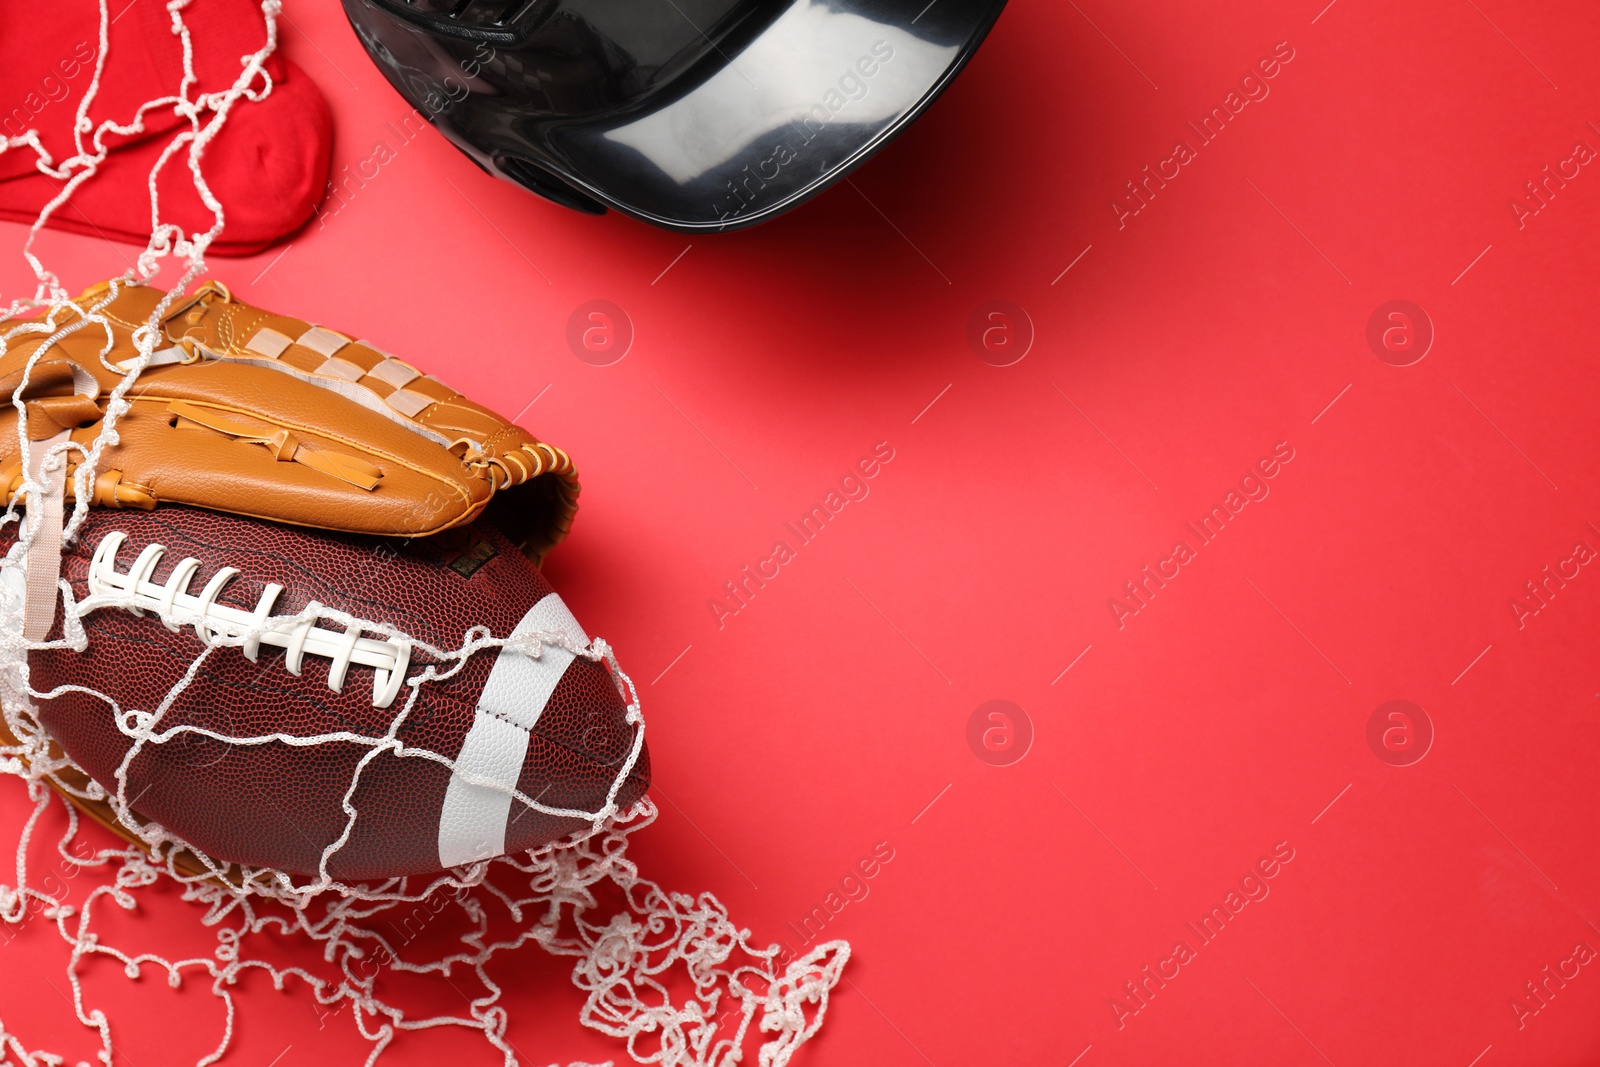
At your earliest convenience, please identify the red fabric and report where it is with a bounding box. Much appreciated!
[0,0,332,255]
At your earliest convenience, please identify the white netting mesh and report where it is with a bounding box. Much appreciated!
[0,2,848,1062]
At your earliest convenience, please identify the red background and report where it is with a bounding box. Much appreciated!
[4,0,1600,1064]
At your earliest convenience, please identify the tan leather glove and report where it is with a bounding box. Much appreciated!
[0,279,579,563]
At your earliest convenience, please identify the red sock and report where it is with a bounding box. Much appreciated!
[0,0,332,256]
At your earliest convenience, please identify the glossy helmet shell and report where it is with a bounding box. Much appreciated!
[339,0,1008,231]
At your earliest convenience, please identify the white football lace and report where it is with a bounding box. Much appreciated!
[87,531,411,708]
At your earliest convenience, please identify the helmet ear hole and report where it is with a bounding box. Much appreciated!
[496,157,607,216]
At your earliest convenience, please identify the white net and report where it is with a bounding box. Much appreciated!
[0,2,849,1063]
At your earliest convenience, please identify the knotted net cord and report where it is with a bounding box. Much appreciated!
[0,3,849,1062]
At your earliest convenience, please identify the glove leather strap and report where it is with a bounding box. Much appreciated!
[22,428,71,641]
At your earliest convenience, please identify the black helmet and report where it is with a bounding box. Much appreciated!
[340,0,1007,231]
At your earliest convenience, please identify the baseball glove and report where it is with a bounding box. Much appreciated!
[0,278,579,557]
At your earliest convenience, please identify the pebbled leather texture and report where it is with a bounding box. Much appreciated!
[0,280,580,564]
[3,504,648,881]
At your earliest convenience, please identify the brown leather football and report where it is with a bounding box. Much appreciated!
[2,503,649,882]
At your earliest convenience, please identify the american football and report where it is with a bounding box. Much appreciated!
[1,502,649,882]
